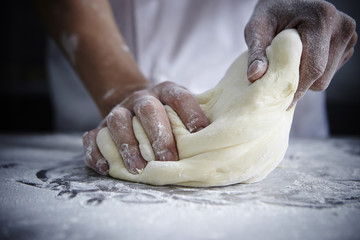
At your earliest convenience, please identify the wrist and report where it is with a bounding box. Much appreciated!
[98,82,150,117]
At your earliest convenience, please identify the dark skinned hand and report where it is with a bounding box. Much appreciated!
[245,0,357,108]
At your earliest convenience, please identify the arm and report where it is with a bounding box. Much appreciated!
[32,0,209,175]
[245,0,357,108]
[31,0,148,116]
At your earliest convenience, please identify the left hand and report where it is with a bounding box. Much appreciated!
[82,81,210,175]
[245,0,357,107]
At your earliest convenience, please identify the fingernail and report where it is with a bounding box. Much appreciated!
[125,156,146,175]
[248,60,264,82]
[157,149,177,161]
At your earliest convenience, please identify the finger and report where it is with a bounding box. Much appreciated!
[310,14,357,91]
[292,23,332,105]
[107,107,147,174]
[338,47,354,71]
[154,82,210,133]
[309,42,353,92]
[82,129,109,175]
[337,31,357,70]
[133,95,178,162]
[245,14,277,82]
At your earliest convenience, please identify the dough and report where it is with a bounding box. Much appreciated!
[97,29,302,187]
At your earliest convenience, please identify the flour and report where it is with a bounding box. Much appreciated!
[61,32,78,65]
[103,88,116,100]
[1,133,360,240]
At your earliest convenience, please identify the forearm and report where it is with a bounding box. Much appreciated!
[31,0,148,116]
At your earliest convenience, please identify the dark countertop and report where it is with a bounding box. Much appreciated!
[0,134,359,240]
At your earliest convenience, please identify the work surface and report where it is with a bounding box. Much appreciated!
[0,134,359,240]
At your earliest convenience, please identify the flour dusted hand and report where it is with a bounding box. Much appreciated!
[97,29,302,187]
[83,82,209,175]
[245,0,357,107]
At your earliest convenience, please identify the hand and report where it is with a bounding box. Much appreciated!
[83,82,210,175]
[245,0,357,107]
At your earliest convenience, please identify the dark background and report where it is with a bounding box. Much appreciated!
[0,0,359,135]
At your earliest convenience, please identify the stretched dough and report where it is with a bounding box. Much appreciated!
[97,29,302,187]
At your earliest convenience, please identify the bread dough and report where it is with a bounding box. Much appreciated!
[96,29,302,187]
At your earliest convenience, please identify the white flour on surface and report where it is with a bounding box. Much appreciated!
[1,134,359,240]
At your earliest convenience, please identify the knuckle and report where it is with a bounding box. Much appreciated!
[244,22,253,40]
[312,64,326,76]
[157,81,174,89]
[300,2,336,27]
[341,14,357,38]
[342,13,356,29]
[248,49,267,63]
[109,107,129,119]
[168,87,189,103]
[164,89,196,113]
[244,22,262,46]
[321,2,337,18]
[311,79,330,91]
[307,63,326,80]
[156,81,185,99]
[244,17,261,45]
[107,107,130,126]
[350,32,358,47]
[131,89,150,99]
[123,89,153,107]
[134,95,159,116]
[314,1,337,20]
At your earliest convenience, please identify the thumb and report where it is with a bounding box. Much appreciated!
[244,16,277,82]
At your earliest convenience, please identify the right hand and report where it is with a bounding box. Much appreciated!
[83,81,210,175]
[244,0,357,108]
